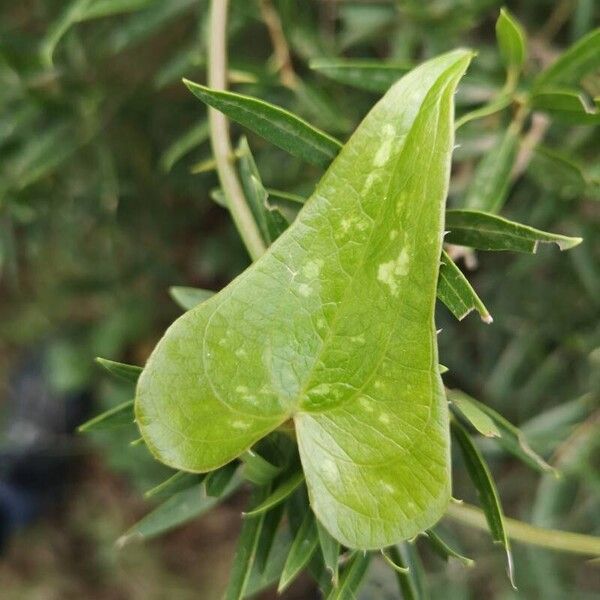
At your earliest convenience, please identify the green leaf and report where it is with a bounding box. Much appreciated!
[445,210,582,252]
[183,80,342,168]
[243,471,304,517]
[463,126,519,213]
[387,544,427,600]
[240,449,282,485]
[449,389,501,438]
[224,485,272,600]
[455,93,512,129]
[144,471,203,498]
[528,145,588,200]
[451,421,515,588]
[534,28,600,90]
[160,121,209,172]
[169,286,215,311]
[438,251,492,323]
[237,137,290,245]
[316,521,341,586]
[95,357,143,383]
[278,511,319,592]
[40,0,157,66]
[117,478,241,546]
[310,58,411,93]
[449,389,554,474]
[325,551,371,600]
[137,50,474,549]
[424,528,474,566]
[495,8,526,85]
[254,503,286,574]
[530,89,600,124]
[205,461,239,497]
[78,399,134,432]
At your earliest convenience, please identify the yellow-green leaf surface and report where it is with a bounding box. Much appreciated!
[136,50,473,550]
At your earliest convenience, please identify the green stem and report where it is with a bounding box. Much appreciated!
[446,501,600,557]
[207,0,266,260]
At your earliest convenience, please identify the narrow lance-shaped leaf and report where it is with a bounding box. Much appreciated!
[205,461,239,497]
[144,471,203,498]
[237,137,289,245]
[325,551,372,600]
[160,121,209,172]
[529,89,600,125]
[78,399,134,432]
[445,210,582,253]
[95,357,143,383]
[117,477,241,546]
[449,389,554,474]
[463,126,519,213]
[240,449,282,485]
[316,521,341,586]
[169,286,215,311]
[224,485,272,600]
[137,50,474,549]
[310,58,411,93]
[183,80,342,168]
[424,529,474,566]
[451,421,515,588]
[243,470,304,517]
[438,251,492,323]
[253,502,286,574]
[534,28,600,90]
[278,511,319,593]
[387,544,428,600]
[449,390,500,438]
[495,8,526,87]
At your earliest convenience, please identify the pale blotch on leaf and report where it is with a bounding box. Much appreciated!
[377,247,410,296]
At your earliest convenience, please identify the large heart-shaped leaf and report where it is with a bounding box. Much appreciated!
[136,50,473,549]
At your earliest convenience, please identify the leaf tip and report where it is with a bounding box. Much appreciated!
[558,236,583,251]
[482,313,494,324]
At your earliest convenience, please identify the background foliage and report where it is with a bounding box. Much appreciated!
[0,0,598,598]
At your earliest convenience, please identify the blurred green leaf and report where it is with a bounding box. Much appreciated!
[169,286,215,311]
[237,137,290,245]
[254,503,286,574]
[325,551,371,600]
[424,528,474,566]
[452,421,515,588]
[205,461,239,497]
[278,510,319,593]
[528,145,588,199]
[160,121,209,172]
[534,28,600,90]
[40,0,158,65]
[495,8,526,86]
[445,209,582,252]
[117,477,241,545]
[464,126,519,212]
[449,390,501,438]
[530,88,600,124]
[438,250,492,323]
[310,58,411,93]
[144,471,203,498]
[78,399,134,432]
[183,80,342,168]
[95,357,143,383]
[244,471,304,517]
[240,449,282,485]
[224,485,272,600]
[450,389,554,474]
[388,544,428,600]
[316,521,340,587]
